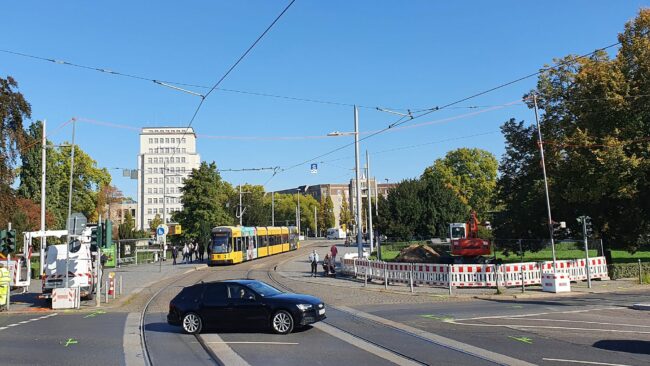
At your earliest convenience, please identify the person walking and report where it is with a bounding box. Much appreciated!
[330,244,338,273]
[189,242,195,263]
[308,250,319,277]
[182,243,189,264]
[198,243,205,261]
[172,246,178,265]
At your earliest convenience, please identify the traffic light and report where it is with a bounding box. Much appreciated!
[102,219,112,248]
[0,229,6,253]
[6,229,16,253]
[585,216,593,237]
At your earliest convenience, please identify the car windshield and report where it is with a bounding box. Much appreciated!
[211,235,230,253]
[245,282,282,297]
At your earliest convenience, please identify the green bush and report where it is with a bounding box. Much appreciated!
[608,263,650,280]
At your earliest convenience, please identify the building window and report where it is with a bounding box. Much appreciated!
[154,138,159,143]
[182,148,186,153]
[182,138,186,143]
[147,208,152,214]
[176,157,180,163]
[171,138,175,143]
[147,219,152,225]
[148,198,152,204]
[147,188,152,194]
[147,158,152,164]
[149,138,153,143]
[149,148,153,154]
[147,178,152,184]
[181,157,186,163]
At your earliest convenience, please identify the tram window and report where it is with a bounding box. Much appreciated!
[235,237,242,252]
[261,235,267,247]
[282,234,288,243]
[269,235,275,246]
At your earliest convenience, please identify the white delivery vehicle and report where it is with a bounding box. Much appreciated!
[327,228,346,240]
[42,227,100,301]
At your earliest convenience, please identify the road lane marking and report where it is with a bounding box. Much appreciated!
[201,341,299,345]
[337,305,535,366]
[454,307,619,322]
[508,336,533,344]
[449,321,650,334]
[542,358,632,366]
[312,322,422,366]
[200,333,251,366]
[501,317,650,328]
[63,338,78,347]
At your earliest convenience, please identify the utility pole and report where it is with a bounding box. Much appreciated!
[40,120,47,277]
[533,94,557,273]
[296,189,301,235]
[353,106,363,258]
[239,184,243,226]
[271,191,275,226]
[314,206,318,238]
[67,118,76,221]
[366,150,374,254]
[162,160,167,260]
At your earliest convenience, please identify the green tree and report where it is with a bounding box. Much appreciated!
[495,9,650,251]
[422,148,497,218]
[172,162,234,246]
[118,211,136,239]
[226,184,268,226]
[149,214,163,231]
[318,196,335,235]
[339,192,353,230]
[18,120,111,227]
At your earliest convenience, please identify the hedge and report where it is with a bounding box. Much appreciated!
[608,263,650,280]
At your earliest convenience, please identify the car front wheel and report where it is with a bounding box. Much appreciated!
[271,310,294,334]
[182,312,203,334]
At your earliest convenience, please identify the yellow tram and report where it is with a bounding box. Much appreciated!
[208,226,300,266]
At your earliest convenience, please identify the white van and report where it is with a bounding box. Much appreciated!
[42,232,99,300]
[326,228,346,240]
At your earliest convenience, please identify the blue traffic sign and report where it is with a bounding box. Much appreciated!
[156,227,165,236]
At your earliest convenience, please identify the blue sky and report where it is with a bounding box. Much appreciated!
[2,1,647,199]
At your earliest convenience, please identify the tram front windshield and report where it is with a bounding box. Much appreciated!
[212,234,231,253]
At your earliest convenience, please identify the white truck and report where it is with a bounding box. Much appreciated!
[42,227,100,301]
[326,228,346,240]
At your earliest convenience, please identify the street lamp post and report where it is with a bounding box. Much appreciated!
[328,106,363,258]
[296,188,301,235]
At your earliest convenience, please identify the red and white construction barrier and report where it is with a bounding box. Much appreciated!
[341,256,609,289]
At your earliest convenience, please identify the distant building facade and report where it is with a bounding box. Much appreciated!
[106,198,137,226]
[275,178,397,230]
[136,127,200,230]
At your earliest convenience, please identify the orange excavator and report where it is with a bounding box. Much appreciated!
[449,211,491,258]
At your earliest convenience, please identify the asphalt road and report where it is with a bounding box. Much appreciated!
[2,239,649,366]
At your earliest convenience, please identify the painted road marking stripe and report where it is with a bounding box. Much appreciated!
[0,313,58,332]
[312,322,422,366]
[542,358,631,366]
[200,333,251,366]
[202,341,299,345]
[501,317,650,328]
[450,321,650,334]
[454,307,619,322]
[336,306,535,366]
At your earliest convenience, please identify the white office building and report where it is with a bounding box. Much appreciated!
[136,127,200,230]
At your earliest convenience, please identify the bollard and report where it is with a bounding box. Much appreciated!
[364,266,368,287]
[119,275,123,296]
[105,281,108,303]
[384,262,388,289]
[448,264,453,296]
[409,264,414,293]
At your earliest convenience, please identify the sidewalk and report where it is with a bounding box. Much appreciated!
[4,257,207,313]
[278,244,649,300]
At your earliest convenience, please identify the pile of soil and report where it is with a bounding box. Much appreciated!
[394,244,440,263]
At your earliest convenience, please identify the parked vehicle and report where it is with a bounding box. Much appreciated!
[42,227,100,301]
[167,280,326,334]
[326,228,346,240]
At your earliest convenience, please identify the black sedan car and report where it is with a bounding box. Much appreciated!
[167,280,326,334]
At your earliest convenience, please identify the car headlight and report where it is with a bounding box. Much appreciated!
[296,304,313,311]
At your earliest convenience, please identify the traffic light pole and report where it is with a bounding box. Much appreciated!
[6,222,11,311]
[581,216,592,288]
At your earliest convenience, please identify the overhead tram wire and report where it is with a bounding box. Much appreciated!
[169,0,296,163]
[275,35,643,175]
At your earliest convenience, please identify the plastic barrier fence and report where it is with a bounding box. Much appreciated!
[341,256,609,288]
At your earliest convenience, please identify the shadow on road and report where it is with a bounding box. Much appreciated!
[145,322,313,335]
[593,340,650,355]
